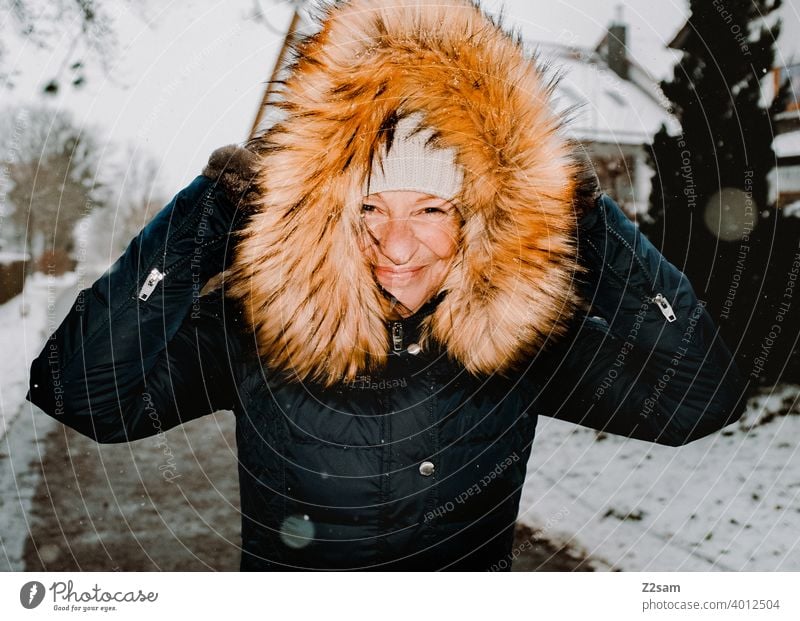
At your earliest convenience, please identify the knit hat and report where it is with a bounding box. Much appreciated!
[364,112,464,201]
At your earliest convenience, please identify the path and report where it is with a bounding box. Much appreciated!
[21,415,595,571]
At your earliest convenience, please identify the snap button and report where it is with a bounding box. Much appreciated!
[407,343,421,355]
[419,461,435,476]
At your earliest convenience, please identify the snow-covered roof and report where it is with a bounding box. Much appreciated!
[783,200,800,217]
[769,1,799,65]
[0,250,29,264]
[540,44,679,145]
[773,129,800,158]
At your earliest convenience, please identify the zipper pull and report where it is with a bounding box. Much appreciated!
[138,267,164,301]
[651,293,676,322]
[391,321,404,353]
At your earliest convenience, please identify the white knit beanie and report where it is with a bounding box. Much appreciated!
[364,112,464,201]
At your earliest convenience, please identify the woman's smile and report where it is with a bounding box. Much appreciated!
[373,265,425,284]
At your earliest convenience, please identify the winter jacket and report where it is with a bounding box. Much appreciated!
[26,0,745,571]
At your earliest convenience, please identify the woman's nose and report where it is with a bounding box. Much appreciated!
[378,217,418,265]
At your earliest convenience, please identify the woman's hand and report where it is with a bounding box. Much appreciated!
[199,145,261,281]
[572,149,602,221]
[202,144,260,208]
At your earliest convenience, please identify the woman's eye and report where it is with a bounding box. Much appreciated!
[361,204,376,213]
[422,207,445,214]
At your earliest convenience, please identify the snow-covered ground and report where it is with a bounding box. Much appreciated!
[0,271,79,439]
[0,271,84,569]
[519,385,800,571]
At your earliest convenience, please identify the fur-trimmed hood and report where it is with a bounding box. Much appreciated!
[222,0,595,386]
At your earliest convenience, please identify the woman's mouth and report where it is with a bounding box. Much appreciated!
[374,266,424,283]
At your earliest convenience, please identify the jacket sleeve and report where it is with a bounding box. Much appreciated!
[26,174,244,444]
[530,194,746,446]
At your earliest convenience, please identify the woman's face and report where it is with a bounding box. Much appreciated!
[360,190,461,317]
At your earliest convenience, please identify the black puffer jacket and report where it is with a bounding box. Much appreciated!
[27,0,745,571]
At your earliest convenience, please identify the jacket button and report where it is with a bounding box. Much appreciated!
[419,461,435,476]
[407,343,421,355]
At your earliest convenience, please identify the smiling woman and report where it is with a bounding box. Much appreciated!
[26,0,745,571]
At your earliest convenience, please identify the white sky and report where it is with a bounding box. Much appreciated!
[4,0,797,193]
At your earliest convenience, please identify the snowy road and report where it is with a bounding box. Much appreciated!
[19,413,593,571]
[0,272,89,570]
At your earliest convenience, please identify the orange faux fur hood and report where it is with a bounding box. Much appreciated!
[222,0,597,386]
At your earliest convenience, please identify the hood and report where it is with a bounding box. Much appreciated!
[223,0,595,386]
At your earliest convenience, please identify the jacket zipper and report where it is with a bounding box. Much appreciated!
[391,321,404,353]
[138,267,164,301]
[649,293,676,322]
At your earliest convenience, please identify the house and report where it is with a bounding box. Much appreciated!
[759,2,799,211]
[542,9,678,218]
[769,55,800,210]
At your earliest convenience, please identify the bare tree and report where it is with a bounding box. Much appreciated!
[80,144,165,269]
[4,106,106,272]
[1,0,150,94]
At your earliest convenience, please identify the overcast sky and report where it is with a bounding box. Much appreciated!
[4,0,797,193]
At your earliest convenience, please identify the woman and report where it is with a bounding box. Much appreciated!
[27,0,744,570]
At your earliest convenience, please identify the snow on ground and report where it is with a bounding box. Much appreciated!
[0,271,84,569]
[519,384,800,571]
[0,271,78,440]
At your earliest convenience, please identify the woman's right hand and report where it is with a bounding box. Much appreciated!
[198,144,260,280]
